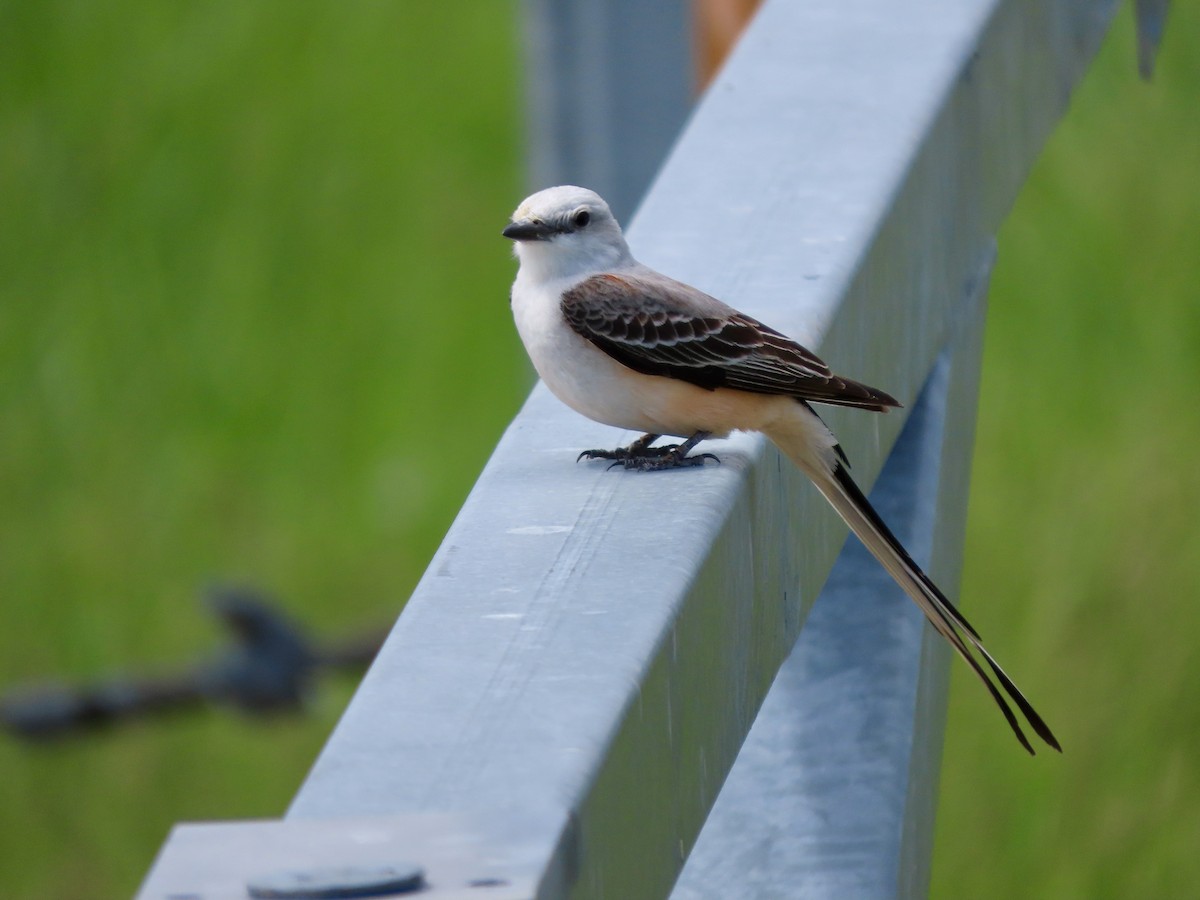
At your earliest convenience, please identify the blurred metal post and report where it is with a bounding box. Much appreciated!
[516,0,693,222]
[137,1,1119,898]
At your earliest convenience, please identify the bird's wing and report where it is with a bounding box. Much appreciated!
[561,271,898,411]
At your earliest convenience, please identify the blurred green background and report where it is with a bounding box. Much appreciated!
[0,2,1195,898]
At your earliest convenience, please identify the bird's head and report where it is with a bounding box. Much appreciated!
[503,185,632,281]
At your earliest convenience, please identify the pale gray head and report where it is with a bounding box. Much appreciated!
[502,185,633,281]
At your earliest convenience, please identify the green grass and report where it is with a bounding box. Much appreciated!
[0,2,1196,898]
[0,4,523,897]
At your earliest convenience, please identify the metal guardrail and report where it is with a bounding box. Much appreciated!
[137,0,1120,897]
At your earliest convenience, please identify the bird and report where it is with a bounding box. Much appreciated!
[503,184,1059,755]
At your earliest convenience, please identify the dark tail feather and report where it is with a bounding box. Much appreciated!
[823,461,1060,754]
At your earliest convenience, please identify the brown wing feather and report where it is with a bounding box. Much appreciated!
[561,272,899,411]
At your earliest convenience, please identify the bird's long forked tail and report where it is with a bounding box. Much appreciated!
[791,450,1060,755]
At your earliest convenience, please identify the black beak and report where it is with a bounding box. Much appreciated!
[502,219,555,241]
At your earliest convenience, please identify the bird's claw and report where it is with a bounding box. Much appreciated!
[579,444,720,471]
[577,448,623,463]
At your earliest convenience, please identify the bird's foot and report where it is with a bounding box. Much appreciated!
[577,432,720,471]
[615,446,721,471]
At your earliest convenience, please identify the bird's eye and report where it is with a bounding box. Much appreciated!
[573,209,591,228]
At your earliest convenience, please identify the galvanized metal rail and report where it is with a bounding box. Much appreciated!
[137,0,1119,897]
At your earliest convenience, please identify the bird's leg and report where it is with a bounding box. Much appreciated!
[579,431,720,471]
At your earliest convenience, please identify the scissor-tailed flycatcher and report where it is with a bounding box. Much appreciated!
[503,185,1058,754]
